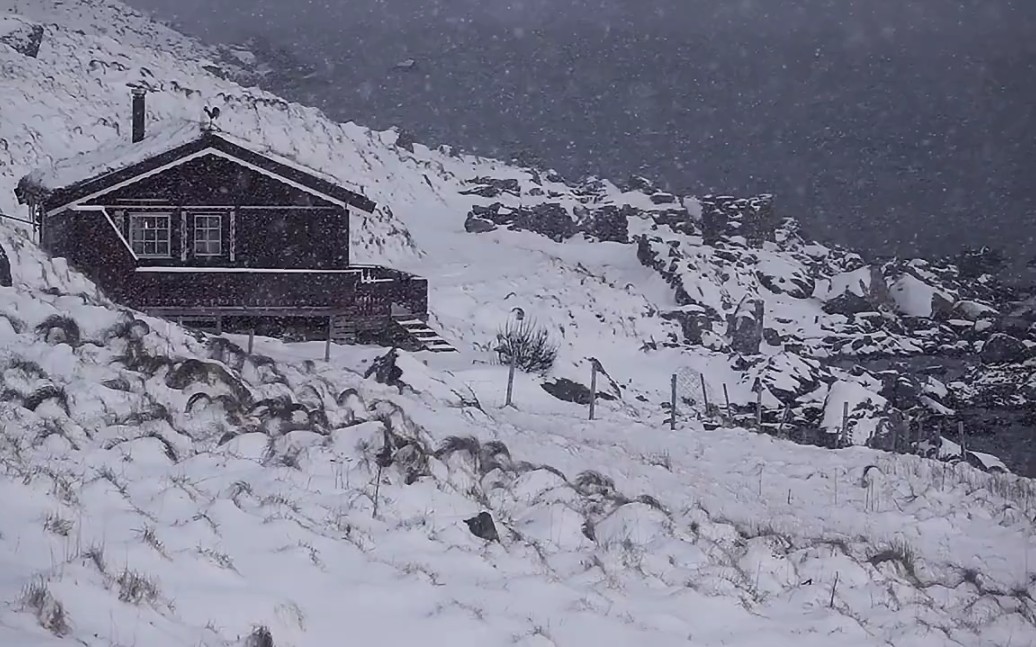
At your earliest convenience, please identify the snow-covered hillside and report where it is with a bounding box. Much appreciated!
[1,1,1035,645]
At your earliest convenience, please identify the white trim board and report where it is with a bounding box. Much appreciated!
[134,266,363,274]
[70,205,140,261]
[48,148,363,216]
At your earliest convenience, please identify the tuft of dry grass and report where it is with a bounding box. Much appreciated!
[115,568,160,606]
[21,577,69,636]
[42,511,74,537]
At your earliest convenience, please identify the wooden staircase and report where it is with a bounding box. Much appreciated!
[393,317,457,353]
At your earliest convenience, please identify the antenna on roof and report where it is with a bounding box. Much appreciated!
[202,106,221,132]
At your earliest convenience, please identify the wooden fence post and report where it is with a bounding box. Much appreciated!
[958,420,967,459]
[723,384,731,418]
[588,360,598,421]
[247,328,255,355]
[841,401,849,446]
[755,388,763,430]
[670,373,677,430]
[505,356,517,408]
[700,373,709,414]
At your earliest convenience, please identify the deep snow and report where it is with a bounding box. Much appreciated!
[0,1,1034,645]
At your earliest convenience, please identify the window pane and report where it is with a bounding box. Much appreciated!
[129,214,170,257]
[194,214,221,256]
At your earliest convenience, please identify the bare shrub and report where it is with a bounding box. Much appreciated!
[35,315,81,347]
[116,568,160,605]
[574,470,616,496]
[42,511,74,537]
[23,385,70,415]
[9,358,47,379]
[868,538,918,582]
[84,543,107,573]
[245,625,274,647]
[495,317,558,374]
[21,578,69,636]
[479,440,512,474]
[134,524,165,554]
[435,435,481,461]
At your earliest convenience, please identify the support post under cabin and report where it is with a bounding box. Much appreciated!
[324,317,332,362]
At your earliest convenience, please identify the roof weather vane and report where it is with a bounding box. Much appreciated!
[202,105,221,131]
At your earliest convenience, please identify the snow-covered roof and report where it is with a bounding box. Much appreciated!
[22,119,203,194]
[16,119,374,212]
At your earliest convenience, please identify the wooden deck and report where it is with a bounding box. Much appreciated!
[109,264,429,321]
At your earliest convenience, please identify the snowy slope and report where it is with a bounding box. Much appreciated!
[0,1,1035,646]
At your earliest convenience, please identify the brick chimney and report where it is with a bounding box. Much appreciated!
[131,87,146,143]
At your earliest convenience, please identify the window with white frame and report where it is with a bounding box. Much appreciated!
[128,213,171,258]
[193,214,222,256]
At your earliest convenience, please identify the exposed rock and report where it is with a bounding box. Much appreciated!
[578,205,630,243]
[762,328,782,347]
[464,511,499,542]
[460,177,521,199]
[464,200,628,243]
[393,128,417,153]
[541,377,617,405]
[0,18,44,58]
[621,175,657,193]
[727,299,764,355]
[980,333,1028,365]
[0,242,11,287]
[464,212,497,233]
[660,306,714,345]
[701,193,777,247]
[822,291,874,316]
[650,192,677,205]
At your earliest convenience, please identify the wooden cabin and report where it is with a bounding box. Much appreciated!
[15,89,453,351]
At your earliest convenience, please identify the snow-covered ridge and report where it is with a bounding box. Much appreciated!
[0,1,1034,645]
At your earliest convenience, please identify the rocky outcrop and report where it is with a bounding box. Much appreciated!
[0,242,11,287]
[727,299,765,356]
[980,333,1028,365]
[464,201,629,243]
[0,18,44,58]
[701,194,777,247]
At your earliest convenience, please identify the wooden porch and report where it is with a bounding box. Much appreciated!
[102,264,453,348]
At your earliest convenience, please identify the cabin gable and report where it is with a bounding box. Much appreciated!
[44,154,353,271]
[88,154,338,208]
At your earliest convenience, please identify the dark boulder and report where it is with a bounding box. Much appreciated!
[823,291,874,316]
[464,511,499,542]
[0,242,11,287]
[980,333,1028,365]
[460,177,521,199]
[0,20,44,58]
[649,192,677,205]
[660,307,714,345]
[541,377,617,405]
[727,299,765,355]
[464,212,498,233]
[580,205,630,243]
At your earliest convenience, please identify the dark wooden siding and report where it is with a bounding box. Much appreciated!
[237,208,348,269]
[71,154,351,270]
[43,209,136,293]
